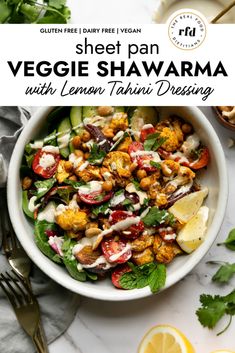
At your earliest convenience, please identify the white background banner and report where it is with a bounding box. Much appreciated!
[0,23,234,105]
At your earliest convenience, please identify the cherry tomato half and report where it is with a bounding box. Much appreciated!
[110,210,144,239]
[111,264,132,289]
[32,149,60,179]
[101,237,132,264]
[128,141,156,172]
[79,190,113,205]
[189,147,210,170]
[140,126,156,142]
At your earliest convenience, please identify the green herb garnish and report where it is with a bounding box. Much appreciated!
[120,262,166,293]
[207,261,235,284]
[88,143,106,164]
[142,206,174,227]
[0,0,71,24]
[218,228,235,250]
[150,160,161,169]
[92,202,110,217]
[196,290,235,335]
[144,133,167,151]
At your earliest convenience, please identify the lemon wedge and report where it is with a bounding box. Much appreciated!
[176,206,209,253]
[168,188,208,224]
[138,324,195,353]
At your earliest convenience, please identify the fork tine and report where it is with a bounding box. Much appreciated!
[0,272,24,307]
[7,271,33,303]
[0,275,19,308]
[6,271,32,304]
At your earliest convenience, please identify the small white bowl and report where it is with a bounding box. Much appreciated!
[7,106,228,301]
[154,0,235,23]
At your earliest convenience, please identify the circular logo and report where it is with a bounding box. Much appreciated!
[168,10,207,50]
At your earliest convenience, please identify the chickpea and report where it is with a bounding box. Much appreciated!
[81,130,91,142]
[64,161,73,172]
[72,135,81,149]
[136,169,147,180]
[22,176,32,190]
[130,162,138,173]
[140,177,151,190]
[97,106,113,116]
[102,180,113,192]
[68,175,77,181]
[75,149,84,158]
[87,222,99,229]
[182,123,192,134]
[84,152,90,160]
[102,127,114,139]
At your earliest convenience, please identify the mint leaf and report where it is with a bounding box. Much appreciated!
[149,264,166,293]
[144,133,167,151]
[92,202,110,217]
[119,263,166,293]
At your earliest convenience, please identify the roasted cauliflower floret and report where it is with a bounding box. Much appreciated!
[103,151,131,178]
[56,160,71,184]
[171,119,184,144]
[155,193,168,208]
[56,209,88,232]
[161,160,180,177]
[153,235,183,264]
[131,234,154,252]
[132,248,154,265]
[117,136,132,153]
[158,127,179,152]
[164,165,195,194]
[109,113,128,132]
[75,165,102,182]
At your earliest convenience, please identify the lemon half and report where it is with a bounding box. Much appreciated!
[138,324,195,353]
[168,188,208,224]
[210,350,235,353]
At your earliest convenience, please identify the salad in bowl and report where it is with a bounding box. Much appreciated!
[21,106,210,293]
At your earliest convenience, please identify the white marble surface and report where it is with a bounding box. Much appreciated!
[47,1,235,352]
[47,105,235,353]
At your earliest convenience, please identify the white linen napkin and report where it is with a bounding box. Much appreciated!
[0,106,80,353]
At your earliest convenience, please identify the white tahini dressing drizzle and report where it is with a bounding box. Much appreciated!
[78,181,102,195]
[30,140,44,149]
[28,196,40,212]
[38,202,57,223]
[125,183,147,205]
[42,146,59,154]
[109,243,131,262]
[39,153,55,169]
[181,134,200,156]
[57,132,70,149]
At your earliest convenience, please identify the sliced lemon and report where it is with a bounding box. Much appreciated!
[176,206,209,253]
[138,324,195,353]
[168,188,208,224]
[210,350,235,353]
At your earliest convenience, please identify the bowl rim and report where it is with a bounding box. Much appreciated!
[7,106,228,301]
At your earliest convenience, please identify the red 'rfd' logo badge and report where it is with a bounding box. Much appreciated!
[168,10,207,50]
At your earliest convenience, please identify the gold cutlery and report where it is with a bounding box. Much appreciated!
[211,0,235,23]
[0,189,49,353]
[0,271,47,353]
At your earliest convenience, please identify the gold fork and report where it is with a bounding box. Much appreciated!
[0,271,47,353]
[0,189,49,352]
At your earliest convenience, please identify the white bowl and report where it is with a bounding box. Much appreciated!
[154,0,235,23]
[7,106,228,301]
